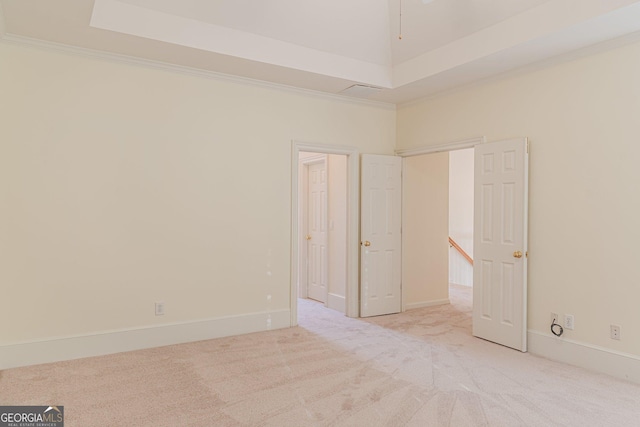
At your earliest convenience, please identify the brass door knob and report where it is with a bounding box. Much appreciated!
[305,234,312,240]
[361,241,371,247]
[513,251,523,258]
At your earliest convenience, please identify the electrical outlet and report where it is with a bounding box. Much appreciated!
[610,325,621,340]
[564,314,574,330]
[155,302,165,316]
[550,312,558,324]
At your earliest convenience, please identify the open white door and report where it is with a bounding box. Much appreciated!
[306,160,328,303]
[473,138,529,351]
[360,154,402,317]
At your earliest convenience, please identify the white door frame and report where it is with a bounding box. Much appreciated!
[291,141,360,326]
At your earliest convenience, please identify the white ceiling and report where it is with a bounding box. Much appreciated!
[2,0,640,104]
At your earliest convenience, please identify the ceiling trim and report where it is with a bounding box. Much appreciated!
[396,28,640,108]
[392,0,640,88]
[0,33,396,111]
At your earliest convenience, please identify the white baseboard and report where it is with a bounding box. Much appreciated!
[0,309,291,370]
[404,298,450,311]
[327,293,346,313]
[528,330,640,384]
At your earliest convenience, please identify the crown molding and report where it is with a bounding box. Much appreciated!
[0,33,396,111]
[398,29,640,109]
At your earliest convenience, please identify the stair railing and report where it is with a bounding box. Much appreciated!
[449,236,473,265]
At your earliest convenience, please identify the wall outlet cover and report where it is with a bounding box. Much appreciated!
[564,314,574,330]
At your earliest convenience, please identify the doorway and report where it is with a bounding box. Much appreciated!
[401,151,452,310]
[299,153,328,304]
[397,138,482,313]
[290,142,360,326]
[402,148,474,312]
[398,137,529,352]
[298,152,347,311]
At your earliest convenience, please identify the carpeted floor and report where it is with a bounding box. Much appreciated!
[2,284,640,426]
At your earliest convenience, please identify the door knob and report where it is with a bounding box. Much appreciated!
[513,251,523,258]
[305,234,312,240]
[361,241,371,247]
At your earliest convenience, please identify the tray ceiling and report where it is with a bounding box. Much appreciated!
[2,0,640,104]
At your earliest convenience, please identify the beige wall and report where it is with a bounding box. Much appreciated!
[448,148,474,286]
[449,148,474,256]
[398,40,640,357]
[402,153,449,309]
[5,32,640,375]
[0,42,395,348]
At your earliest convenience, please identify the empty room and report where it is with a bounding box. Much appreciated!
[2,1,640,425]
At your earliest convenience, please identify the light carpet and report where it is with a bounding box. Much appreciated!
[1,284,640,426]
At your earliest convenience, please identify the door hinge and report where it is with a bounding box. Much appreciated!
[526,140,530,154]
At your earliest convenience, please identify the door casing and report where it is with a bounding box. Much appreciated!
[291,141,360,325]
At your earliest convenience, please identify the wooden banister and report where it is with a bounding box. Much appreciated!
[449,236,473,265]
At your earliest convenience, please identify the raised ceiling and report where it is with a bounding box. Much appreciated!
[2,0,640,104]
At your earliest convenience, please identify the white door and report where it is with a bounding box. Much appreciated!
[360,154,402,317]
[306,161,328,303]
[473,138,529,351]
